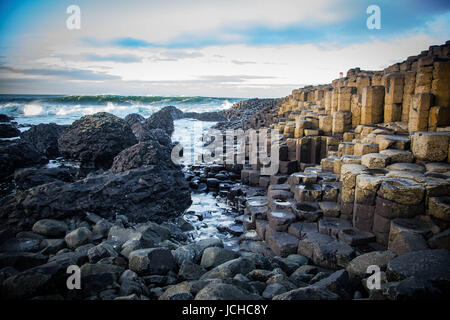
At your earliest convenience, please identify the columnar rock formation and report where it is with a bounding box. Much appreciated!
[0,43,449,301]
[234,42,450,297]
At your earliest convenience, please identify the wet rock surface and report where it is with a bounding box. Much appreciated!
[1,40,450,300]
[0,140,48,180]
[1,165,192,232]
[20,123,68,158]
[0,123,21,138]
[14,167,74,190]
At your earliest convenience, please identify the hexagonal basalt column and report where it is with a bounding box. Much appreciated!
[292,202,323,222]
[268,210,297,232]
[361,153,390,169]
[269,198,294,212]
[411,132,450,162]
[318,217,352,238]
[288,172,318,187]
[266,231,299,258]
[337,227,376,246]
[377,179,425,205]
[354,143,379,156]
[427,196,450,222]
[379,149,413,163]
[293,184,322,202]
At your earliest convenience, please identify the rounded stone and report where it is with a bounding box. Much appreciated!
[200,247,239,269]
[64,227,93,249]
[32,219,68,237]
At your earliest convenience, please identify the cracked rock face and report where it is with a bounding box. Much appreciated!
[0,123,20,138]
[58,112,137,169]
[111,140,175,173]
[0,165,192,232]
[378,178,425,205]
[21,123,68,158]
[0,140,48,180]
[142,106,183,136]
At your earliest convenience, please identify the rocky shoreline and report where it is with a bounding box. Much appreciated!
[1,42,450,301]
[0,104,293,300]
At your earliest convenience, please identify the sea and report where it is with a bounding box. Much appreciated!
[0,94,243,126]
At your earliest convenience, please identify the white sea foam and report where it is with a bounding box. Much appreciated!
[0,136,20,141]
[23,104,44,116]
[220,99,233,110]
[56,104,81,116]
[0,102,19,111]
[0,95,244,126]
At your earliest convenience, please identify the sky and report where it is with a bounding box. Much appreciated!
[0,0,449,98]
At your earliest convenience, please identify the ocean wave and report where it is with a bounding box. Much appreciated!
[220,99,234,110]
[0,102,21,114]
[0,95,244,126]
[38,95,241,106]
[23,104,44,116]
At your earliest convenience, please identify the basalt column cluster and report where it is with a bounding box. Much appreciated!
[235,42,450,294]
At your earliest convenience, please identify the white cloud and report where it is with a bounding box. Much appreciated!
[31,0,357,46]
[2,31,447,97]
[424,12,450,39]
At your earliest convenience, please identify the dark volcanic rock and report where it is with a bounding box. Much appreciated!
[0,166,192,232]
[386,249,450,291]
[145,128,172,146]
[32,219,68,237]
[143,106,183,135]
[214,98,281,130]
[20,123,67,158]
[183,111,226,122]
[58,112,137,169]
[0,114,13,122]
[200,247,239,269]
[14,167,74,190]
[65,227,92,249]
[172,238,224,265]
[272,286,340,300]
[80,263,125,295]
[370,276,442,300]
[0,123,20,138]
[178,260,207,280]
[200,257,255,280]
[111,140,175,173]
[130,122,148,141]
[312,269,352,299]
[195,283,261,300]
[0,140,48,179]
[0,228,14,244]
[1,262,66,299]
[87,243,118,263]
[131,122,173,145]
[0,238,41,253]
[0,252,48,271]
[124,113,145,127]
[129,247,176,275]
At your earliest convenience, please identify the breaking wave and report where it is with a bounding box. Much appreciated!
[0,95,244,125]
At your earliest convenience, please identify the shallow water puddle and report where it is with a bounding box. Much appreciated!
[173,119,242,251]
[183,192,241,251]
